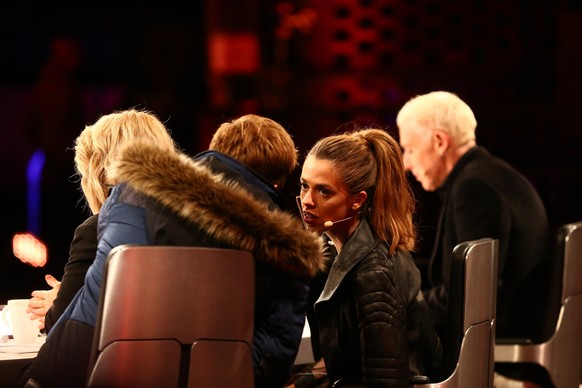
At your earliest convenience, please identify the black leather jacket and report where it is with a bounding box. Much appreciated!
[315,219,442,387]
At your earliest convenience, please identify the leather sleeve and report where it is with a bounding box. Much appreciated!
[354,265,409,385]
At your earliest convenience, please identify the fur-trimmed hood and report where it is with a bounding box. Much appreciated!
[108,140,327,277]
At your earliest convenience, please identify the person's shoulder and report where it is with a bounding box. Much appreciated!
[73,214,99,238]
[353,248,421,297]
[391,248,420,276]
[80,213,99,227]
[356,242,401,272]
[460,148,537,194]
[360,246,416,274]
[454,149,516,187]
[97,184,145,224]
[465,147,522,175]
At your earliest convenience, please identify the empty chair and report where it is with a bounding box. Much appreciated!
[333,238,499,388]
[86,245,255,388]
[495,221,582,388]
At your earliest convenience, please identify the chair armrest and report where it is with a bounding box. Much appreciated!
[495,337,533,345]
[331,378,363,387]
[332,375,431,387]
[409,375,431,384]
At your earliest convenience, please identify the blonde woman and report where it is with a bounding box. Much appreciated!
[26,109,176,333]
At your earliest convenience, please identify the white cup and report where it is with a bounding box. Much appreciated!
[1,299,40,343]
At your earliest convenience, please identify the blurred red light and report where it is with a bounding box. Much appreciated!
[12,233,47,267]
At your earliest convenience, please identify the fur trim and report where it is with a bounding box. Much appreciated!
[108,141,328,277]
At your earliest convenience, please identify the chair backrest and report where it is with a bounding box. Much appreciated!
[413,237,498,388]
[86,245,255,388]
[494,221,582,388]
[333,238,499,388]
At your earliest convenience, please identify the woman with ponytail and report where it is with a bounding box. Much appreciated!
[295,127,442,387]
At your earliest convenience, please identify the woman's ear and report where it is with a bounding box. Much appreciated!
[352,191,367,210]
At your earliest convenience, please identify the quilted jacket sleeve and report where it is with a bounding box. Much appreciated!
[354,265,409,387]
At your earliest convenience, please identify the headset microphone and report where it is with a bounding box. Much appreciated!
[323,214,358,229]
[298,195,361,229]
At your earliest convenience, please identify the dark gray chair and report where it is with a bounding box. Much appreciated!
[495,221,582,388]
[333,238,499,388]
[411,238,498,388]
[86,245,255,388]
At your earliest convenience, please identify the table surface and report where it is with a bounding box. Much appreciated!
[0,324,313,386]
[0,336,44,387]
[0,336,45,361]
[294,319,314,366]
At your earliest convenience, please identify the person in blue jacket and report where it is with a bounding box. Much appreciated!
[21,114,326,388]
[25,109,174,334]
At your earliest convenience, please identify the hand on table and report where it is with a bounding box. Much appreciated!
[285,358,327,388]
[27,274,61,330]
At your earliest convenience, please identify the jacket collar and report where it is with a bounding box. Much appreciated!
[317,219,379,302]
[194,150,287,209]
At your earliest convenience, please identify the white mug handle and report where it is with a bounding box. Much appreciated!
[1,305,11,329]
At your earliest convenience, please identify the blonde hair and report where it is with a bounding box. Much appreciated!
[306,128,416,254]
[74,109,176,214]
[209,114,298,184]
[396,91,477,145]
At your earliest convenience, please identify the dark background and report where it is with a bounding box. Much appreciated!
[1,1,581,302]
